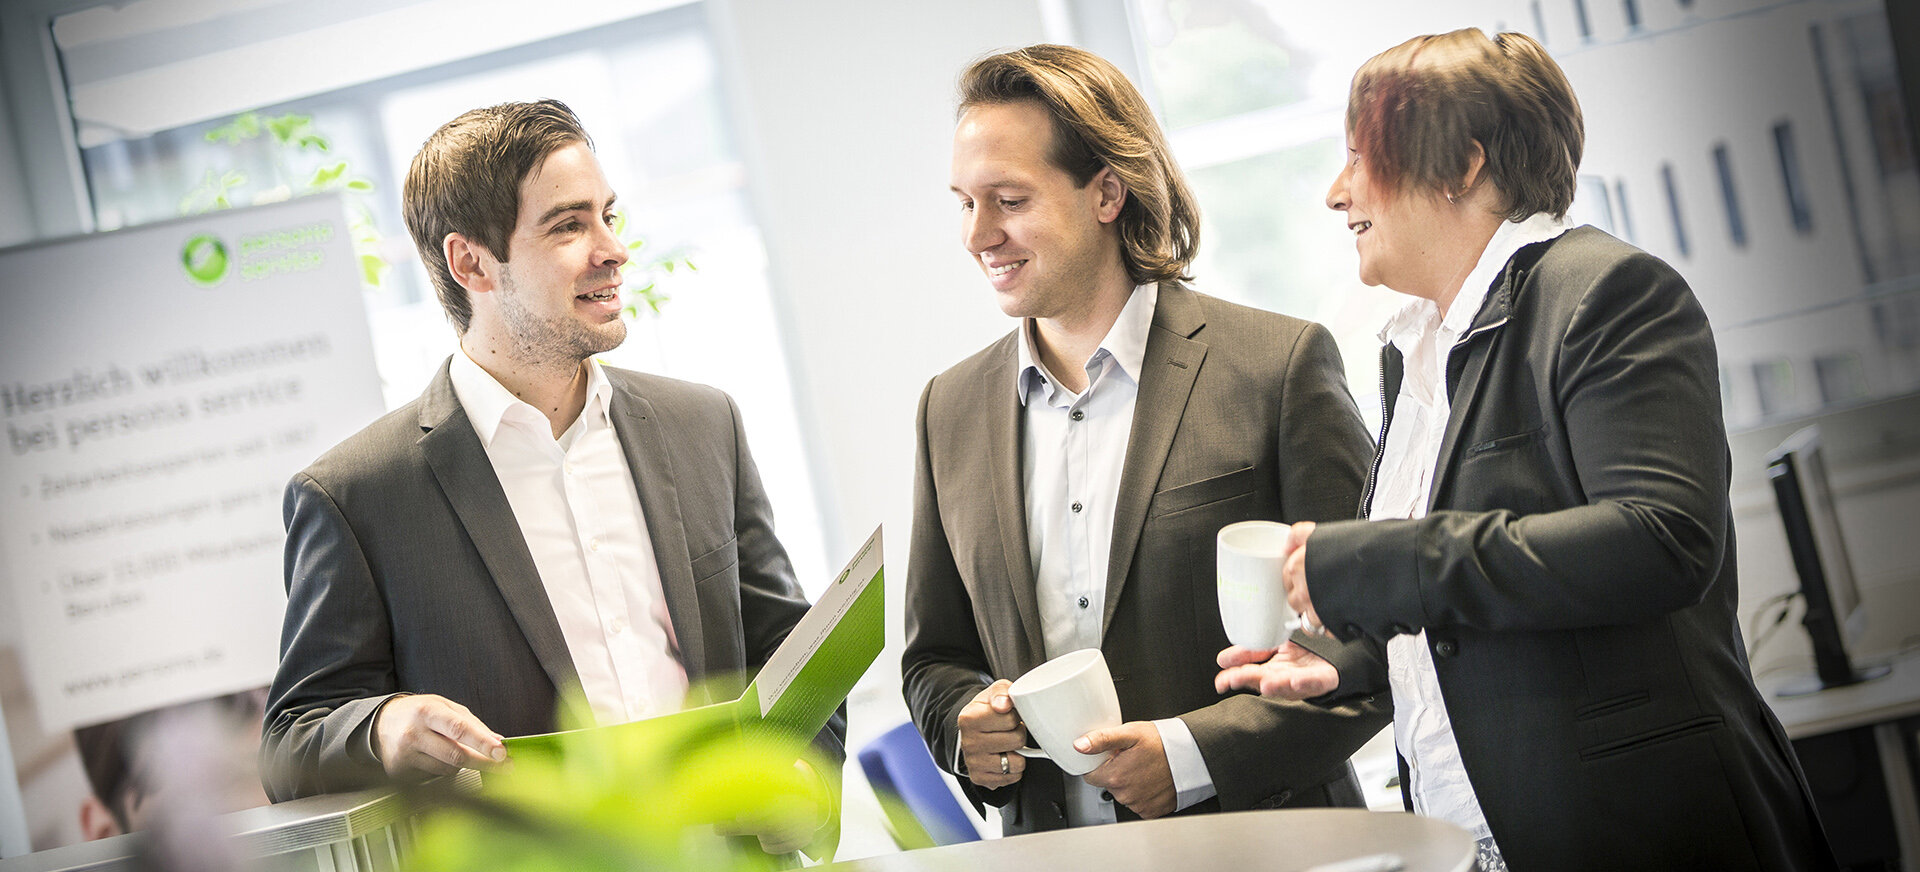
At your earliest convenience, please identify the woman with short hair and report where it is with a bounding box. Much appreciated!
[1216,29,1836,871]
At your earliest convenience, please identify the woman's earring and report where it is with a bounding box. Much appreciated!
[1445,190,1457,205]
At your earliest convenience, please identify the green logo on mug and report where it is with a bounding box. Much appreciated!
[181,234,229,286]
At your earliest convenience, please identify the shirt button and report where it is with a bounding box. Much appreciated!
[564,462,575,475]
[1070,409,1085,421]
[1078,596,1090,609]
[610,616,627,634]
[589,538,601,552]
[1071,501,1083,513]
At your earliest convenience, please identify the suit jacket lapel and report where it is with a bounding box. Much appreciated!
[1429,264,1517,511]
[606,375,707,683]
[1104,284,1206,635]
[981,338,1048,671]
[415,361,585,717]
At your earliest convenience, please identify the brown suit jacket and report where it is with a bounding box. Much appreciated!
[901,283,1390,833]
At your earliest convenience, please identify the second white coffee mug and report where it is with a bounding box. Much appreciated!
[1217,520,1300,649]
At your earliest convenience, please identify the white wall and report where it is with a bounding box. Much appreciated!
[715,0,1043,558]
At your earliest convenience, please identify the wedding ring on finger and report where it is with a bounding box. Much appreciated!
[1000,753,1010,775]
[1285,616,1328,637]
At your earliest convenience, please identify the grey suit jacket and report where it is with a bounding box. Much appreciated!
[901,283,1390,833]
[1309,227,1834,871]
[262,359,841,806]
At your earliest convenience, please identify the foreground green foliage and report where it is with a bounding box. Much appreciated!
[406,686,826,872]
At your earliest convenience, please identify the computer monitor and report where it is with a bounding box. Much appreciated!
[1767,425,1890,696]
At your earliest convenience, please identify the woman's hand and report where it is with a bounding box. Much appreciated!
[1214,641,1341,699]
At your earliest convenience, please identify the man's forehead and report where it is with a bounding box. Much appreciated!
[515,145,614,221]
[951,142,1058,192]
[521,142,577,184]
[952,103,1061,185]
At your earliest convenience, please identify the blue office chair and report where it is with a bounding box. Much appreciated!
[858,721,982,848]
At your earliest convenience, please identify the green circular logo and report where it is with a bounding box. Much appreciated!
[181,233,229,286]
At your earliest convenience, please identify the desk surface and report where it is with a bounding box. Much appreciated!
[1763,650,1920,739]
[823,808,1474,872]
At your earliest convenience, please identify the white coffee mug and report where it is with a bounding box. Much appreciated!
[1217,520,1300,649]
[1007,648,1122,777]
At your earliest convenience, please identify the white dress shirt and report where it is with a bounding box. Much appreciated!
[448,350,688,727]
[1016,283,1214,825]
[1371,213,1569,844]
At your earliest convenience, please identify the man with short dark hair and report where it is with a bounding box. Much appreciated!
[901,45,1388,834]
[263,100,838,855]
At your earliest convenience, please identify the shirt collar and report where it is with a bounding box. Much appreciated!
[449,349,614,446]
[1015,282,1159,405]
[1378,212,1571,351]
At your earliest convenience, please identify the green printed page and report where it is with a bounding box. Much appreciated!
[503,694,749,762]
[502,526,884,758]
[742,525,885,739]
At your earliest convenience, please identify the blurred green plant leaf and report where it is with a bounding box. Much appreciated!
[361,253,388,287]
[204,111,261,145]
[611,214,694,315]
[179,168,248,214]
[405,679,823,872]
[185,111,388,289]
[307,160,348,189]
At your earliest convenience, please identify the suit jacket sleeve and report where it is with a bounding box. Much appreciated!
[1309,248,1730,640]
[261,471,403,801]
[1283,321,1391,701]
[1266,319,1390,689]
[899,379,1012,809]
[1175,320,1390,810]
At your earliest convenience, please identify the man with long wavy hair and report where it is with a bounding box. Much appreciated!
[901,44,1388,834]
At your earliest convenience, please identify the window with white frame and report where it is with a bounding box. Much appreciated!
[1126,0,1532,427]
[55,0,831,586]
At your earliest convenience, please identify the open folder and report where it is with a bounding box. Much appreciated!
[504,525,885,758]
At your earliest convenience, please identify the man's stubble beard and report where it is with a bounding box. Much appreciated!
[495,261,628,370]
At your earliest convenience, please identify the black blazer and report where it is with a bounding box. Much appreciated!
[902,284,1389,834]
[263,361,843,810]
[1308,227,1835,871]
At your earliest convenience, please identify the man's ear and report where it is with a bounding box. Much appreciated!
[1091,166,1128,224]
[444,233,500,296]
[79,794,123,841]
